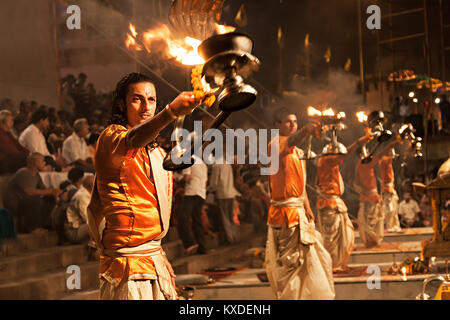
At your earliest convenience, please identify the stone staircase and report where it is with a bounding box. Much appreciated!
[192,227,443,300]
[0,222,260,300]
[0,232,98,300]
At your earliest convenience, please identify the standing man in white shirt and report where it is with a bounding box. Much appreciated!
[176,156,209,254]
[62,118,94,172]
[209,157,239,246]
[398,192,421,227]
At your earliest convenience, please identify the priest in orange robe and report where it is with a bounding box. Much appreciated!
[355,140,398,247]
[265,111,335,300]
[378,149,402,232]
[316,135,370,271]
[87,73,200,300]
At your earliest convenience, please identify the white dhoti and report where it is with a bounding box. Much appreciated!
[100,277,166,300]
[317,197,354,270]
[99,240,178,300]
[357,201,384,247]
[382,190,401,232]
[265,198,335,300]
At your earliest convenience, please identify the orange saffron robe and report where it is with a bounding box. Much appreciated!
[92,124,172,286]
[316,155,344,210]
[378,155,394,193]
[355,161,380,203]
[267,135,305,227]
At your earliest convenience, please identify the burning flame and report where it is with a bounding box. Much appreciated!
[125,22,237,66]
[307,106,342,118]
[401,267,407,281]
[307,106,322,117]
[126,23,204,66]
[356,111,368,123]
[215,23,236,35]
[322,108,335,116]
[125,23,143,51]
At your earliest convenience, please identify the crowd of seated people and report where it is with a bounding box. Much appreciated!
[0,74,270,258]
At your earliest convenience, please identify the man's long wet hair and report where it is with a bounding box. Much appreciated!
[109,73,154,127]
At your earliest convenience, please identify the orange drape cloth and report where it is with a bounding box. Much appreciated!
[355,161,380,203]
[316,155,344,210]
[92,124,171,286]
[267,135,305,226]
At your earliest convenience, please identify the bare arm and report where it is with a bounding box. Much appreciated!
[126,92,201,149]
[303,191,315,222]
[346,135,372,157]
[371,140,399,166]
[288,123,316,148]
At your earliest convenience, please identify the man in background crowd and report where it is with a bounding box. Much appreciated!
[62,118,94,172]
[0,110,29,174]
[176,155,209,255]
[398,192,421,227]
[3,153,61,233]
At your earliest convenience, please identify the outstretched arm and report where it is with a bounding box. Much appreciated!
[288,122,318,148]
[371,140,399,165]
[346,135,372,157]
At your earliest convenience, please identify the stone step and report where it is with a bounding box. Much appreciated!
[0,244,89,283]
[192,264,446,300]
[171,223,260,275]
[0,261,99,300]
[0,231,59,258]
[354,228,433,244]
[348,241,422,265]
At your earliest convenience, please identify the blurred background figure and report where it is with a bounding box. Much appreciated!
[0,110,29,174]
[398,192,421,228]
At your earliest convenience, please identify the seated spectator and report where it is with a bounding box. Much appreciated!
[19,108,51,156]
[64,175,94,244]
[3,153,62,233]
[66,167,85,191]
[0,110,29,174]
[11,116,27,139]
[47,119,66,154]
[49,169,83,244]
[419,190,433,227]
[398,192,421,228]
[62,118,94,172]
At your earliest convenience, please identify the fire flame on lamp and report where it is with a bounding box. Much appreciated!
[307,106,345,120]
[125,23,235,66]
[356,111,368,123]
[401,267,408,281]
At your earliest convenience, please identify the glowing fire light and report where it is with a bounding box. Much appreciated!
[401,267,407,281]
[125,23,143,51]
[322,108,335,116]
[215,23,236,35]
[125,22,237,66]
[126,23,204,66]
[307,106,323,117]
[356,111,368,123]
[307,106,343,119]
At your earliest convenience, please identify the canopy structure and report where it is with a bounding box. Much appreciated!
[388,70,450,93]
